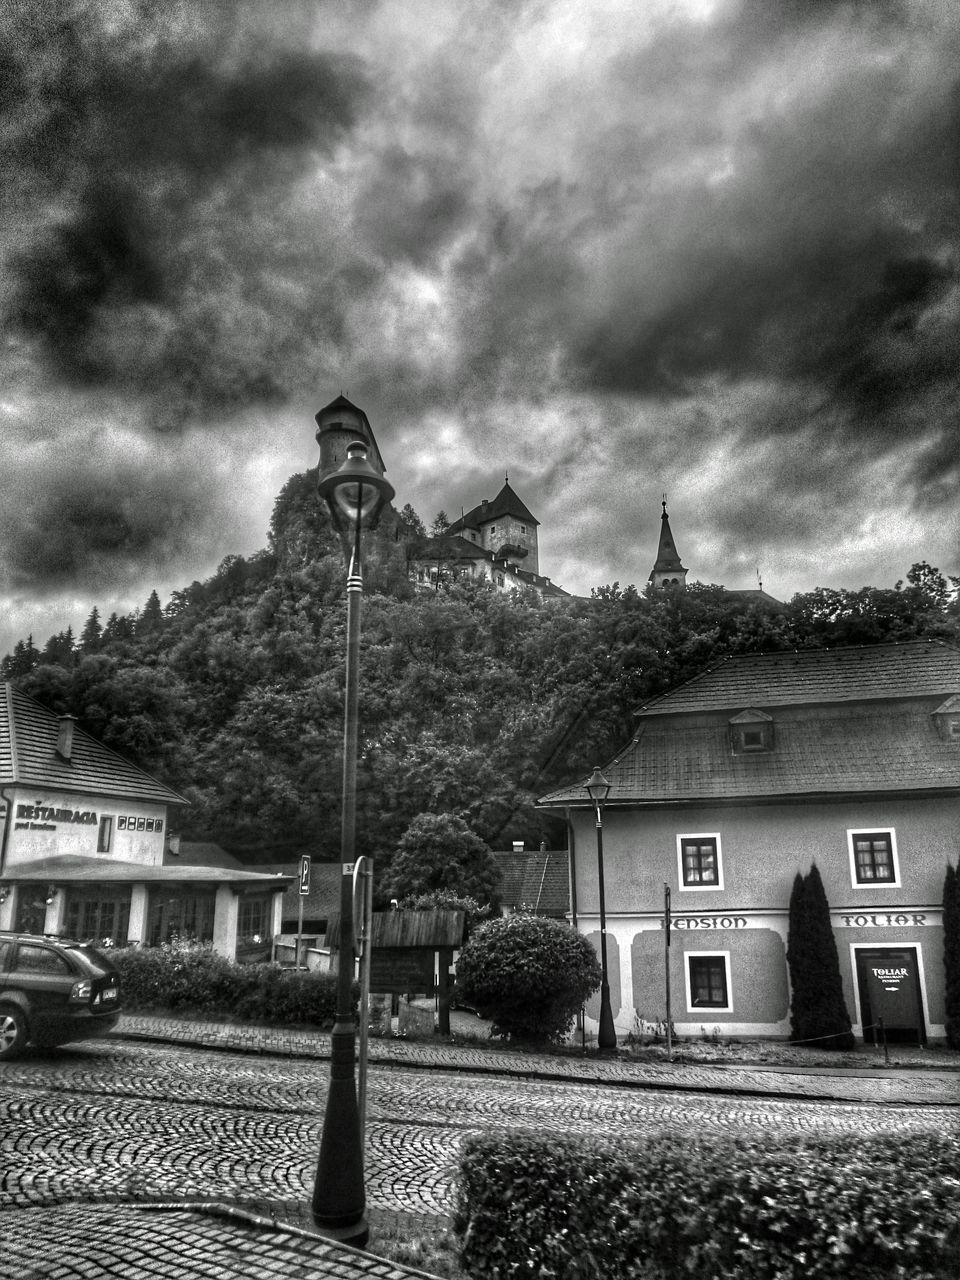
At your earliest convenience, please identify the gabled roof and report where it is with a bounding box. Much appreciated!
[447,481,539,534]
[539,642,960,808]
[492,848,570,915]
[637,641,960,716]
[0,684,187,806]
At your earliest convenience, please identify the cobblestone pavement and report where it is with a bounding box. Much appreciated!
[0,1203,434,1280]
[1,1023,956,1278]
[115,1012,960,1105]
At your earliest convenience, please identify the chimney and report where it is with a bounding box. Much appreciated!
[512,840,524,853]
[56,715,77,762]
[482,499,489,509]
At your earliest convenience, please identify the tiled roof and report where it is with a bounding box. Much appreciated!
[637,641,960,715]
[539,709,960,806]
[447,482,539,533]
[0,685,187,805]
[249,859,341,921]
[540,642,960,808]
[492,849,570,915]
[165,842,242,869]
[3,855,290,886]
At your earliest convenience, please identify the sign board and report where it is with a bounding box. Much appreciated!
[298,855,310,897]
[369,947,435,994]
[862,949,921,1031]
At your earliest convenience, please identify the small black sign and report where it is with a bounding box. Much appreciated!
[369,947,435,994]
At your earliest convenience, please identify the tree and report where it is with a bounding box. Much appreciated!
[397,503,426,538]
[382,813,501,909]
[430,510,450,536]
[786,864,855,1050]
[79,607,103,653]
[455,914,602,1043]
[944,862,960,1050]
[138,589,163,634]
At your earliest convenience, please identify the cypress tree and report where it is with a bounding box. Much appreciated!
[944,862,960,1050]
[786,863,855,1050]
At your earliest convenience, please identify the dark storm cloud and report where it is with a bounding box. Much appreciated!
[2,1,371,419]
[1,440,234,591]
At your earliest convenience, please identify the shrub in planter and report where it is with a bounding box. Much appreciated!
[455,1129,960,1280]
[455,914,601,1043]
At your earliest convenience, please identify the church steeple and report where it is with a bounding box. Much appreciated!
[649,497,687,589]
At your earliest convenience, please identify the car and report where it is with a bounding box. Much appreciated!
[0,931,122,1059]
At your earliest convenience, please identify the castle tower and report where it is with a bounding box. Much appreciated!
[314,394,386,479]
[648,498,687,589]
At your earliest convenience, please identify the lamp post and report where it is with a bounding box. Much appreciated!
[311,436,394,1247]
[585,766,617,1051]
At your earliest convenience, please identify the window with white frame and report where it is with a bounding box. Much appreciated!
[677,833,723,889]
[847,828,899,887]
[685,952,732,1012]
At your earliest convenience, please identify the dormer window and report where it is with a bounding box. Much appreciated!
[932,696,960,742]
[729,709,773,754]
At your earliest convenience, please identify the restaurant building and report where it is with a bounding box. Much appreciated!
[539,641,960,1044]
[0,684,290,959]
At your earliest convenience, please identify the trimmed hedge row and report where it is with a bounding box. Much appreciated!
[111,943,347,1027]
[454,1129,960,1279]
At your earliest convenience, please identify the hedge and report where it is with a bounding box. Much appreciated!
[111,942,350,1027]
[454,1129,960,1279]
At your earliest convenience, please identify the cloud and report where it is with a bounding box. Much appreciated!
[1,0,959,654]
[3,1,371,421]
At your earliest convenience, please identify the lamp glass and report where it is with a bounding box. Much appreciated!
[585,766,611,805]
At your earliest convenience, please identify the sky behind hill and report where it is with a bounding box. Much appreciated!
[2,0,959,656]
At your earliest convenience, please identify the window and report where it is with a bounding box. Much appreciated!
[97,816,113,853]
[848,829,899,887]
[686,953,731,1011]
[13,943,71,975]
[677,834,723,890]
[238,896,269,943]
[729,709,773,753]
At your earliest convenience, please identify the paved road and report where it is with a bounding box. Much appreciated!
[1,1037,954,1224]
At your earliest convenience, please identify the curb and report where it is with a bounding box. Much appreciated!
[107,1024,960,1108]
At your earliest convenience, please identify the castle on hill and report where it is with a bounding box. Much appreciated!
[314,394,779,603]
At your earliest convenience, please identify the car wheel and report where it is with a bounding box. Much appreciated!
[0,1005,28,1059]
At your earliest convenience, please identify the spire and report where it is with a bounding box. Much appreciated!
[649,496,687,589]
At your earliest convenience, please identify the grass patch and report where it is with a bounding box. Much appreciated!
[367,1209,466,1279]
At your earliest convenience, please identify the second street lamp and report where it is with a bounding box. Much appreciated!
[585,765,617,1051]
[311,435,394,1247]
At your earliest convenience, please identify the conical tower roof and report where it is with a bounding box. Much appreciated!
[652,500,685,573]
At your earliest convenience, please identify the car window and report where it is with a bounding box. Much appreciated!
[0,941,10,971]
[13,944,72,975]
[68,946,114,977]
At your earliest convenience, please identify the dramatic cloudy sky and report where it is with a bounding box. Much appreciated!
[2,0,959,654]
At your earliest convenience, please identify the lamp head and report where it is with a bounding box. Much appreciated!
[317,440,395,563]
[585,766,611,806]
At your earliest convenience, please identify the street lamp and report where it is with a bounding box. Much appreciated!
[312,435,394,1247]
[585,765,617,1051]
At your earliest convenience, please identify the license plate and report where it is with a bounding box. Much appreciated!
[101,988,118,1002]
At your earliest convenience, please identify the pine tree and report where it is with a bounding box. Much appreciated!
[944,862,960,1050]
[786,863,855,1049]
[80,607,103,652]
[138,590,163,634]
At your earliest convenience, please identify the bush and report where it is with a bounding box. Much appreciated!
[455,914,601,1043]
[111,940,347,1027]
[787,864,855,1049]
[455,1129,960,1279]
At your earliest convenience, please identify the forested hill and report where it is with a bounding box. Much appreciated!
[4,469,959,869]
